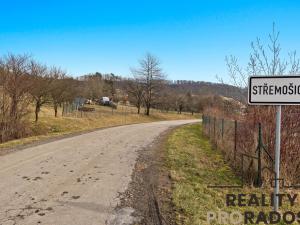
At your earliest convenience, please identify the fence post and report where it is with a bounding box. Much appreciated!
[222,118,224,139]
[213,117,216,147]
[202,115,204,136]
[213,117,216,140]
[208,116,211,138]
[255,123,263,187]
[234,120,237,161]
[62,103,65,117]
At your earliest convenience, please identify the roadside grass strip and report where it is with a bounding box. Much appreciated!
[165,124,299,225]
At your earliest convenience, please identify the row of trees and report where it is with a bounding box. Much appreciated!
[80,72,120,101]
[0,53,205,143]
[0,53,149,142]
[0,54,80,142]
[125,53,212,115]
[0,54,79,121]
[0,54,123,142]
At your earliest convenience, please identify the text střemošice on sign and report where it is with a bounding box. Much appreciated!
[248,76,300,105]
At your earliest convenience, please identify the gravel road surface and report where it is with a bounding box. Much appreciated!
[0,120,199,225]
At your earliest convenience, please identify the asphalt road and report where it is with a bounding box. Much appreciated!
[0,119,199,225]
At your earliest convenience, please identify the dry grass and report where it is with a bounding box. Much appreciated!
[0,104,198,149]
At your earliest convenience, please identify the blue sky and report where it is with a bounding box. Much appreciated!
[1,0,300,82]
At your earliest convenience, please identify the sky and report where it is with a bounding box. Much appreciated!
[1,0,300,82]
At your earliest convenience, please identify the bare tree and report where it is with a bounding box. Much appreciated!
[82,72,104,100]
[49,67,68,117]
[102,73,117,99]
[155,86,175,113]
[176,95,185,114]
[185,91,197,115]
[28,61,51,122]
[61,78,80,116]
[0,54,32,141]
[0,54,31,119]
[126,77,144,114]
[224,24,300,184]
[132,53,165,116]
[226,23,300,87]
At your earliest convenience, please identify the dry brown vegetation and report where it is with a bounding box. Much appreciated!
[203,25,300,185]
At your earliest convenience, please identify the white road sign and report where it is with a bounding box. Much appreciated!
[248,76,300,105]
[248,75,300,211]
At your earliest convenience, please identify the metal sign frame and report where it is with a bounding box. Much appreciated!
[247,75,300,212]
[248,75,300,105]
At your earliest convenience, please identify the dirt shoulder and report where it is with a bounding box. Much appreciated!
[116,123,300,225]
[116,123,238,225]
[117,128,177,225]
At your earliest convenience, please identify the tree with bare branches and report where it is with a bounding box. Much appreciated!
[224,24,300,184]
[81,72,104,101]
[28,61,52,122]
[132,53,165,116]
[0,54,32,141]
[126,77,144,114]
[49,67,69,117]
[226,23,300,88]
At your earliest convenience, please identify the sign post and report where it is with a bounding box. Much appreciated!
[248,75,300,211]
[274,105,281,211]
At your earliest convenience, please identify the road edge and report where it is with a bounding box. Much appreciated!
[0,120,199,156]
[112,124,195,224]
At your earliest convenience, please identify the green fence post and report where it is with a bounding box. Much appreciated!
[208,116,211,138]
[214,117,217,148]
[202,115,204,136]
[214,117,216,141]
[256,123,263,187]
[222,118,224,139]
[234,120,237,161]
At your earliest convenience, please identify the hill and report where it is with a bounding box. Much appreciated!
[166,80,246,102]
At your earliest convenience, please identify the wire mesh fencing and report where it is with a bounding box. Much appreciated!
[202,115,275,186]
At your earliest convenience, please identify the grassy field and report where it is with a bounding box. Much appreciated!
[0,104,198,149]
[165,123,299,225]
